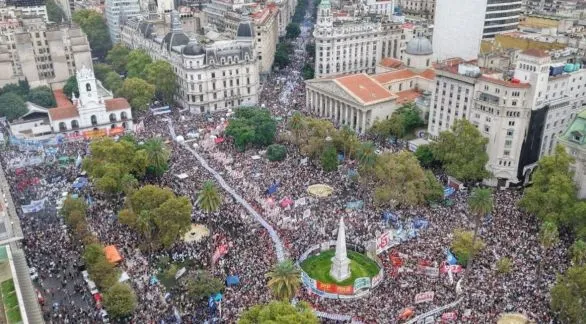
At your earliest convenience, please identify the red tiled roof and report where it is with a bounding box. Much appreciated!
[372,69,418,84]
[418,69,436,80]
[53,89,72,108]
[379,57,404,69]
[334,74,394,105]
[395,89,422,104]
[48,105,79,121]
[479,76,531,88]
[521,48,549,58]
[105,98,131,111]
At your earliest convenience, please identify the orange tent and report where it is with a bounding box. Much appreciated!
[104,245,122,264]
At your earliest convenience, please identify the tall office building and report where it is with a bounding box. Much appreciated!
[433,0,522,61]
[104,0,141,43]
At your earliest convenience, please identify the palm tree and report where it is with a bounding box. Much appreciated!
[463,187,493,282]
[144,137,170,177]
[198,180,222,213]
[266,260,301,301]
[356,141,377,170]
[537,221,558,286]
[288,112,305,145]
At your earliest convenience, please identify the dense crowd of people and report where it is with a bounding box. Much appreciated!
[0,2,571,324]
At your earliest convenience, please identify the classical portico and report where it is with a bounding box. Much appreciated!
[305,73,398,134]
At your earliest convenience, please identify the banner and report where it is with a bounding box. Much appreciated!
[442,311,458,321]
[376,230,396,254]
[371,270,384,287]
[21,198,47,213]
[316,281,354,295]
[440,263,463,274]
[418,265,439,278]
[414,291,435,304]
[353,277,371,291]
[295,197,307,206]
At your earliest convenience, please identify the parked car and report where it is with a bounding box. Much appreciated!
[87,280,99,295]
[100,309,110,323]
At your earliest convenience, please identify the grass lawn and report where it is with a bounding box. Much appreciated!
[0,279,21,324]
[0,280,14,296]
[300,250,380,286]
[6,308,21,323]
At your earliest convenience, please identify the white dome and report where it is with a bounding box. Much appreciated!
[405,37,433,56]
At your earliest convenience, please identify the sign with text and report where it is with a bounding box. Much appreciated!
[414,291,435,304]
[376,230,396,254]
[418,265,439,278]
[353,277,371,291]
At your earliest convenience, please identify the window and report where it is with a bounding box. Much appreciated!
[71,120,79,129]
[90,115,98,126]
[58,122,67,131]
[86,83,91,92]
[508,121,515,126]
[503,150,510,156]
[505,140,512,148]
[121,112,128,120]
[109,113,117,122]
[506,129,514,137]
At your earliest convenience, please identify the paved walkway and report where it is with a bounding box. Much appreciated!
[167,119,286,262]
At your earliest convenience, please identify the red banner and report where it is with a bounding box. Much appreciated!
[315,281,354,295]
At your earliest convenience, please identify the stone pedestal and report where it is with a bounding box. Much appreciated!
[330,217,351,282]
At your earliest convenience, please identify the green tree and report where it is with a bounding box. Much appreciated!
[1,80,29,97]
[46,0,64,23]
[120,174,139,196]
[464,187,493,280]
[27,86,56,108]
[238,301,318,324]
[93,63,114,82]
[63,75,79,99]
[356,141,377,171]
[103,283,137,319]
[299,118,336,159]
[197,180,222,213]
[451,229,485,266]
[0,92,28,121]
[305,43,316,58]
[333,126,359,159]
[143,137,170,177]
[73,9,112,58]
[266,260,301,301]
[183,270,224,300]
[496,257,512,274]
[119,185,192,249]
[320,146,338,172]
[302,64,314,80]
[274,43,291,69]
[103,72,123,93]
[373,151,435,207]
[423,170,443,202]
[550,265,586,324]
[431,119,490,183]
[519,145,577,227]
[414,145,437,168]
[125,49,152,78]
[288,111,306,144]
[537,221,559,286]
[225,107,277,151]
[570,239,586,266]
[61,196,87,225]
[267,144,287,161]
[118,78,155,111]
[286,23,301,39]
[106,44,131,74]
[144,60,176,104]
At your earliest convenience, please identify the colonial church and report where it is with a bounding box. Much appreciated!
[47,65,133,135]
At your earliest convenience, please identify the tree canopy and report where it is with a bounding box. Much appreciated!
[267,144,287,161]
[373,151,442,207]
[266,260,300,301]
[451,229,485,266]
[118,78,155,111]
[72,9,112,58]
[197,180,222,213]
[103,283,137,319]
[286,23,301,39]
[550,265,586,324]
[144,60,176,104]
[0,92,28,121]
[46,0,65,23]
[182,270,224,300]
[106,44,131,74]
[238,301,318,324]
[27,86,56,108]
[126,49,152,78]
[225,107,277,151]
[119,185,192,249]
[431,119,490,183]
[63,75,79,99]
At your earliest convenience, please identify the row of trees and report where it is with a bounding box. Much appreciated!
[82,136,170,194]
[61,197,137,318]
[0,80,58,121]
[225,107,277,151]
[369,103,424,140]
[287,112,444,207]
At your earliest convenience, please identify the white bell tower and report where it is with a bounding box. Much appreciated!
[76,65,100,106]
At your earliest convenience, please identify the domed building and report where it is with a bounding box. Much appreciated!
[403,36,433,69]
[161,11,190,52]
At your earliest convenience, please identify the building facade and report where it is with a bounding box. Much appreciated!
[104,0,141,43]
[252,6,279,76]
[313,0,405,78]
[120,11,259,113]
[399,0,434,18]
[433,0,522,61]
[428,49,586,186]
[0,16,92,88]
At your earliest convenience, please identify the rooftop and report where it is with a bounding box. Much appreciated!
[520,48,549,58]
[105,98,131,112]
[395,89,422,105]
[333,74,395,105]
[47,105,79,121]
[379,57,404,69]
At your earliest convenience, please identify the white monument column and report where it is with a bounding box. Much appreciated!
[330,217,351,282]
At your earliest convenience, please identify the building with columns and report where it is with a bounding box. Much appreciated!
[313,0,406,78]
[305,66,435,133]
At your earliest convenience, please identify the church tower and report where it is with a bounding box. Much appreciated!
[76,65,100,106]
